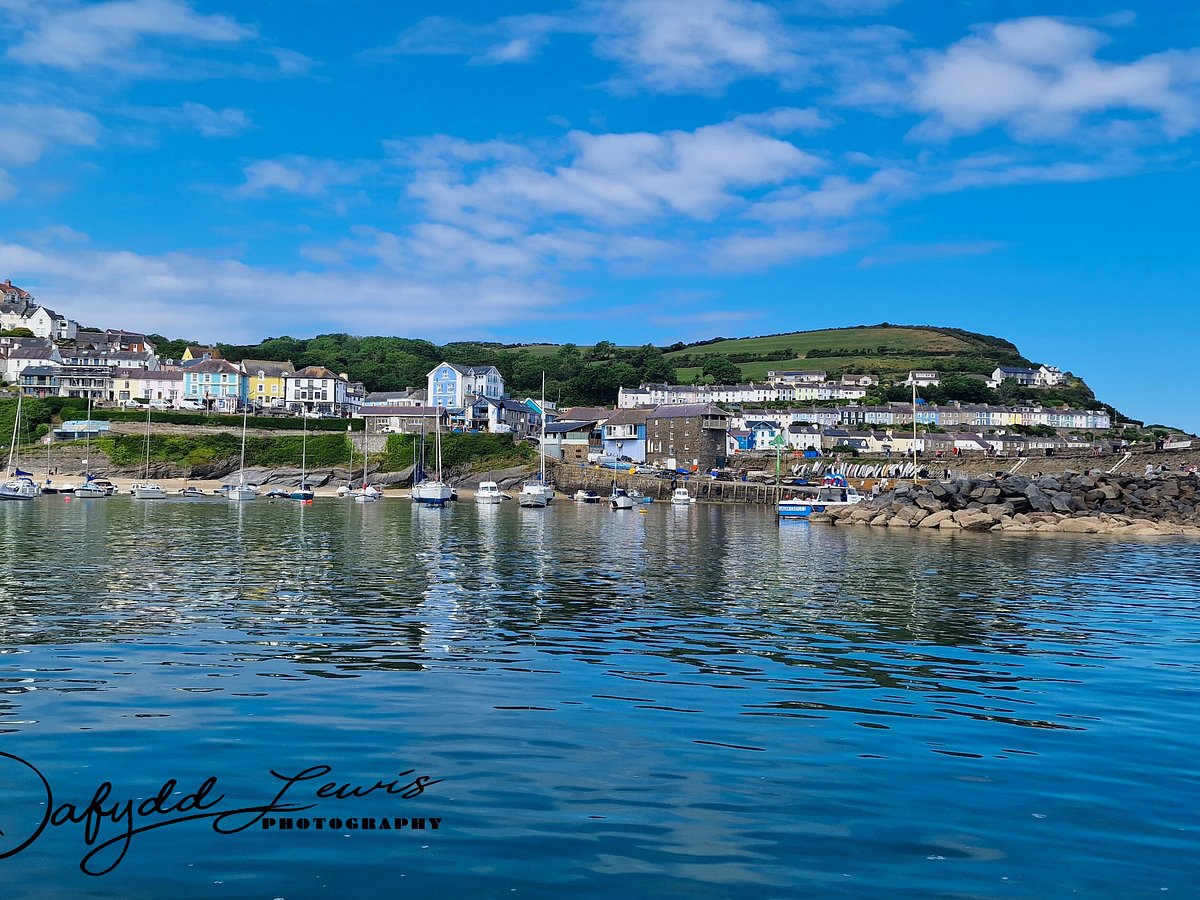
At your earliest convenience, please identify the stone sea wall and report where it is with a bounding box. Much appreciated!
[811,472,1200,537]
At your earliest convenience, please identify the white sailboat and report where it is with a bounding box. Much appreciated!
[518,374,554,508]
[0,391,39,500]
[353,433,379,503]
[289,410,314,502]
[338,426,355,497]
[131,405,166,499]
[411,407,452,505]
[73,394,108,499]
[228,405,258,502]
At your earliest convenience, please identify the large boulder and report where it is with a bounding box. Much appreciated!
[1024,484,1054,513]
[918,509,954,528]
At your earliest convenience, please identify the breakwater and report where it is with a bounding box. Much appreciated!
[811,471,1200,536]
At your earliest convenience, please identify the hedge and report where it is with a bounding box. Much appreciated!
[93,409,365,431]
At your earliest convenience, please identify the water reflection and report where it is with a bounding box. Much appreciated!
[2,498,1200,895]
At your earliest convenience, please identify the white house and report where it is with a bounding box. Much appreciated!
[0,340,62,383]
[427,362,504,409]
[0,282,78,340]
[285,366,351,416]
[904,370,941,387]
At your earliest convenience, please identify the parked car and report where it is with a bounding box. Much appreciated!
[120,399,143,409]
[176,400,203,411]
[148,399,171,410]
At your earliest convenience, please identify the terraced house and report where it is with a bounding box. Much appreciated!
[242,358,296,408]
[183,359,247,413]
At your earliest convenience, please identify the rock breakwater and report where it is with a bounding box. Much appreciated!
[811,471,1200,536]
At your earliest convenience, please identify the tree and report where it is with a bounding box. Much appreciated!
[702,357,741,385]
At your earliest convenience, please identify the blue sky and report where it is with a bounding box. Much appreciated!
[0,0,1197,429]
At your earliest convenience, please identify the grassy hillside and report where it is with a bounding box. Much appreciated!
[658,325,1035,380]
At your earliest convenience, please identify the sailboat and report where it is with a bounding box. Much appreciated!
[0,391,39,500]
[131,405,167,499]
[289,409,314,502]
[73,395,107,498]
[354,434,379,503]
[518,374,554,508]
[337,426,355,498]
[228,405,258,502]
[411,406,452,505]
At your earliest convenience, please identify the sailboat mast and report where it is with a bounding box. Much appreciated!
[239,405,248,482]
[7,392,21,473]
[540,372,546,484]
[144,405,151,479]
[300,409,307,486]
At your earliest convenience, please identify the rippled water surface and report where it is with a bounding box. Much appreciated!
[1,497,1199,897]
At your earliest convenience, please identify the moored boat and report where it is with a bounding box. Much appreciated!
[609,487,635,510]
[475,481,504,503]
[777,474,863,519]
[573,489,601,503]
[671,487,696,505]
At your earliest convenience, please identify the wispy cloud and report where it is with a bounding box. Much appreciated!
[0,236,557,343]
[0,103,100,165]
[235,156,374,200]
[126,101,252,138]
[4,0,252,73]
[372,0,909,94]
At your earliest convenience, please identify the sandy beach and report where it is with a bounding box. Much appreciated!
[42,475,484,500]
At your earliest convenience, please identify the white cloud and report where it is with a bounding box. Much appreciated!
[401,116,824,228]
[235,156,373,199]
[907,17,1200,141]
[5,0,253,73]
[707,228,856,270]
[0,238,556,343]
[178,102,251,137]
[0,103,99,165]
[589,0,800,93]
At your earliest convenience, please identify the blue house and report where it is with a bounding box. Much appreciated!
[600,408,648,462]
[182,359,248,412]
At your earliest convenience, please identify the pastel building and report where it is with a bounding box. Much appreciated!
[183,359,247,412]
[426,362,504,409]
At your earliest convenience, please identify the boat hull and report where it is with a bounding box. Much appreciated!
[227,486,258,502]
[412,481,453,505]
[0,479,38,500]
[132,483,167,499]
[289,490,315,502]
[73,485,109,499]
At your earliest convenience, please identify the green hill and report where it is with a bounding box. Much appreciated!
[145,323,1101,413]
[658,324,1035,381]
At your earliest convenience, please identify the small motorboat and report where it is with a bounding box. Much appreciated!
[573,490,601,503]
[610,487,635,510]
[179,486,209,499]
[671,487,696,505]
[475,481,505,503]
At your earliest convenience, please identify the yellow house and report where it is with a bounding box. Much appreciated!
[182,345,221,361]
[242,359,295,407]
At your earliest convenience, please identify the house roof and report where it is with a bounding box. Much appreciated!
[647,403,729,420]
[188,358,243,375]
[545,420,596,434]
[289,365,346,381]
[437,361,500,377]
[0,279,32,300]
[241,359,296,378]
[603,408,649,426]
[997,366,1037,375]
[559,406,612,421]
[19,365,59,377]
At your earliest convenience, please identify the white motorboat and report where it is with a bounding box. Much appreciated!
[573,489,601,503]
[777,474,863,519]
[475,481,505,503]
[671,487,696,505]
[73,477,109,499]
[609,487,635,510]
[179,486,210,499]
